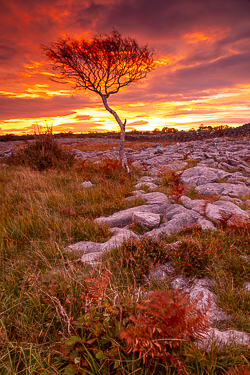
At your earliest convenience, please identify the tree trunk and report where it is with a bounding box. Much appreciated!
[101,95,130,173]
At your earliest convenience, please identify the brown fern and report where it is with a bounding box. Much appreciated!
[169,171,186,203]
[84,268,112,301]
[225,367,250,375]
[120,289,209,371]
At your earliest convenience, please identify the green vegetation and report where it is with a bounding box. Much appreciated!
[1,138,250,374]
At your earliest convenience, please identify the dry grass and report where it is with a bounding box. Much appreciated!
[1,138,250,373]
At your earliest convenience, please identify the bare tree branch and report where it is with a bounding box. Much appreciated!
[42,29,155,172]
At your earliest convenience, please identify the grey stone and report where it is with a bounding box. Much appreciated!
[131,160,143,169]
[3,148,13,157]
[146,203,217,239]
[198,159,218,168]
[196,182,250,198]
[219,196,243,205]
[171,276,190,290]
[163,162,188,171]
[243,282,250,292]
[69,228,139,265]
[205,201,250,224]
[67,241,103,253]
[198,328,250,351]
[189,279,230,324]
[180,195,207,215]
[181,167,230,188]
[132,211,161,230]
[134,182,159,190]
[142,192,171,206]
[129,190,146,196]
[101,228,139,252]
[139,176,162,184]
[95,204,165,228]
[81,181,94,188]
[80,252,103,265]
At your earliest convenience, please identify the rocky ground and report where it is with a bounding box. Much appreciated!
[2,131,250,351]
[69,136,250,351]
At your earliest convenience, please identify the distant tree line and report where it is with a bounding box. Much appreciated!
[152,124,230,133]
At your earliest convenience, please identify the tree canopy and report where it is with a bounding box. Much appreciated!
[42,29,154,97]
[42,30,155,172]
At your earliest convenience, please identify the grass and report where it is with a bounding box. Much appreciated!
[1,137,250,374]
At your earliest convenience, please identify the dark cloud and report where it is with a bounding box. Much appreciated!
[0,95,97,120]
[0,44,18,63]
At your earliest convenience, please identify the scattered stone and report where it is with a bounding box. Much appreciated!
[243,282,250,292]
[95,204,165,228]
[62,135,250,349]
[68,228,139,264]
[196,182,250,198]
[180,195,207,215]
[163,161,188,171]
[198,328,250,351]
[138,176,162,184]
[205,200,250,224]
[3,148,13,158]
[188,279,230,324]
[134,182,159,190]
[132,211,161,230]
[147,263,175,282]
[81,181,94,188]
[181,166,230,188]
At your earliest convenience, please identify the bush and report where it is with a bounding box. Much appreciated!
[120,289,209,371]
[8,126,75,171]
[108,237,168,282]
[169,237,217,277]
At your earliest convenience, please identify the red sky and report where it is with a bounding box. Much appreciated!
[0,0,250,134]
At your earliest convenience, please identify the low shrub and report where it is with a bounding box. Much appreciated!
[8,126,75,171]
[108,237,168,282]
[169,237,217,277]
[120,289,209,371]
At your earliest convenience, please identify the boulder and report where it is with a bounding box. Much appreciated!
[147,205,215,239]
[95,204,165,228]
[163,161,188,171]
[67,240,102,253]
[68,228,139,264]
[198,328,250,351]
[138,176,162,184]
[81,181,94,188]
[181,166,230,188]
[180,195,207,215]
[134,182,159,190]
[101,228,139,252]
[132,211,161,230]
[188,279,230,324]
[205,200,250,224]
[142,192,171,206]
[196,182,250,198]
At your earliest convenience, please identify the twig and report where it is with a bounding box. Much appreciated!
[40,289,72,336]
[55,242,85,289]
[0,303,22,317]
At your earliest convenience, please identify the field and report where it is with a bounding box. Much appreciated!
[1,135,250,374]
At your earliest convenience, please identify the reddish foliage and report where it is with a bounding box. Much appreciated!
[169,171,186,203]
[120,290,209,371]
[225,367,250,375]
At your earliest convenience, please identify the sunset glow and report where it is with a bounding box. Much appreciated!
[0,0,250,134]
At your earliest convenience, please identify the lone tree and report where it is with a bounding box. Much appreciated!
[42,30,154,172]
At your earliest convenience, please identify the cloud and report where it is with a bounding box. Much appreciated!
[0,94,96,120]
[128,120,148,126]
[0,0,250,132]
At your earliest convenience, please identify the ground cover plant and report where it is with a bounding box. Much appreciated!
[2,138,250,374]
